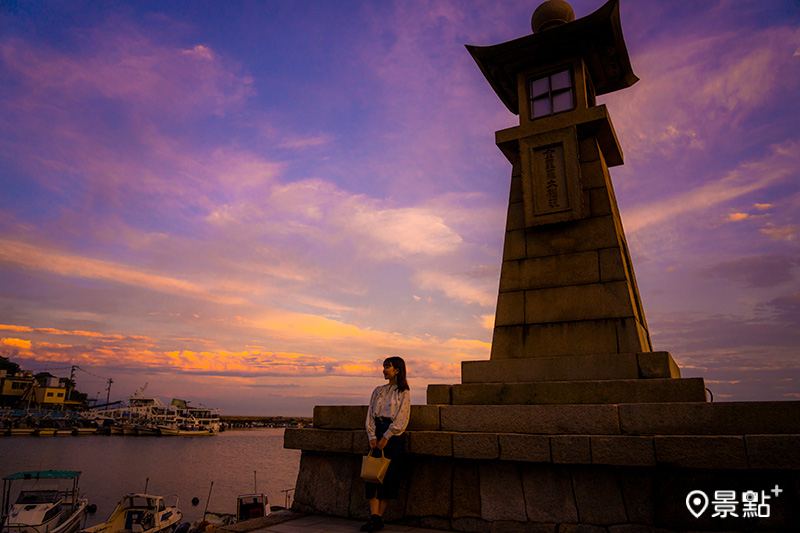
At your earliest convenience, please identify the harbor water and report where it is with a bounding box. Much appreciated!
[0,428,300,528]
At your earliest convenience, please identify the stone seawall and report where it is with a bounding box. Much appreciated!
[285,403,800,532]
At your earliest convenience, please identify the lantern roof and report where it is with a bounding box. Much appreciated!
[467,0,638,115]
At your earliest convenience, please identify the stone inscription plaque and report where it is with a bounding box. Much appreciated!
[532,143,570,214]
[519,126,583,226]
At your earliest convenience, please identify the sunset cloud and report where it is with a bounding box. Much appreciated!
[1,1,798,414]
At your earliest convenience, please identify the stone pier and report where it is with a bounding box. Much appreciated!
[284,1,800,530]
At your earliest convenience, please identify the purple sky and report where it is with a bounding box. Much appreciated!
[1,0,799,415]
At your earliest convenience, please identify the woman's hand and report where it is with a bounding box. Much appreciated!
[377,436,389,449]
[369,438,378,449]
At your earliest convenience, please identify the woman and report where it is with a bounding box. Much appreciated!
[361,356,410,532]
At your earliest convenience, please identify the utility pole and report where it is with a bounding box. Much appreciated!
[105,378,113,406]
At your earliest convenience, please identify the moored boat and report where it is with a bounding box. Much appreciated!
[80,494,181,533]
[1,470,89,533]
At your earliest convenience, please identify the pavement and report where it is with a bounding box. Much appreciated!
[228,511,449,533]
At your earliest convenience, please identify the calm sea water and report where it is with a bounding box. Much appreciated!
[0,428,300,527]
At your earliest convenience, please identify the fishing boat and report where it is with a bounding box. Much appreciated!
[89,386,220,437]
[1,470,89,533]
[156,424,214,437]
[80,494,181,533]
[179,493,268,533]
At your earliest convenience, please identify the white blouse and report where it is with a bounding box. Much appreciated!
[366,383,411,441]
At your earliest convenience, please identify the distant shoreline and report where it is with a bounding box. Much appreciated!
[220,415,312,426]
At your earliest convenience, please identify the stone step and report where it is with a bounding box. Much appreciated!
[309,401,800,436]
[428,377,706,405]
[460,351,680,384]
[284,427,800,470]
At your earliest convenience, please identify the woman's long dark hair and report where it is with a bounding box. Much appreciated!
[384,356,409,392]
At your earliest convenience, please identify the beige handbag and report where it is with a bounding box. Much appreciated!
[360,448,391,483]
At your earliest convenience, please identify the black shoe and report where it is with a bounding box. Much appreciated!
[372,515,384,531]
[359,517,373,532]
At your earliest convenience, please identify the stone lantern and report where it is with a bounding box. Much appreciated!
[442,0,707,401]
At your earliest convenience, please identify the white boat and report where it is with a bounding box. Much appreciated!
[80,494,181,533]
[90,386,219,436]
[181,493,268,533]
[1,470,89,533]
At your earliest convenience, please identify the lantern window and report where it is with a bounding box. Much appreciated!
[529,68,575,119]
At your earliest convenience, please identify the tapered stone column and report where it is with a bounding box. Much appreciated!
[424,0,705,404]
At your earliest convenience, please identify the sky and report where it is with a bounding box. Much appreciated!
[1,0,799,416]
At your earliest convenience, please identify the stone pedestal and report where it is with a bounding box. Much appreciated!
[285,403,800,531]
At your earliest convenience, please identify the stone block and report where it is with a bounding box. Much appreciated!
[427,384,453,405]
[490,325,525,359]
[619,401,800,435]
[405,455,452,518]
[607,526,674,533]
[654,435,748,469]
[637,352,681,379]
[588,187,612,217]
[495,290,525,326]
[598,247,627,283]
[571,465,627,525]
[491,523,557,533]
[503,230,526,262]
[451,518,492,533]
[462,354,640,384]
[591,436,656,467]
[520,464,578,523]
[407,431,453,457]
[524,281,637,324]
[516,251,600,290]
[283,428,354,453]
[348,455,370,520]
[441,405,620,435]
[499,434,551,462]
[450,378,706,405]
[579,136,601,165]
[558,525,606,533]
[410,405,441,431]
[524,215,620,259]
[311,404,438,431]
[552,435,591,464]
[313,405,366,429]
[618,468,655,526]
[507,201,525,231]
[453,433,499,460]
[498,260,522,292]
[510,173,523,203]
[746,434,800,469]
[421,517,454,530]
[453,461,482,519]
[494,320,621,358]
[353,430,370,454]
[617,318,651,354]
[479,462,527,521]
[292,452,353,517]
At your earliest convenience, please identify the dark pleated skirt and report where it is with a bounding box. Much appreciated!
[365,417,405,500]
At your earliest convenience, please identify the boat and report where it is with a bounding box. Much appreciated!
[1,470,89,533]
[89,386,219,437]
[179,493,268,533]
[80,494,181,533]
[156,424,214,437]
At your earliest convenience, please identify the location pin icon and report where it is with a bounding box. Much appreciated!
[686,490,709,518]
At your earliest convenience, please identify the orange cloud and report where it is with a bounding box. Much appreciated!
[1,338,32,350]
[760,224,798,241]
[0,239,245,305]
